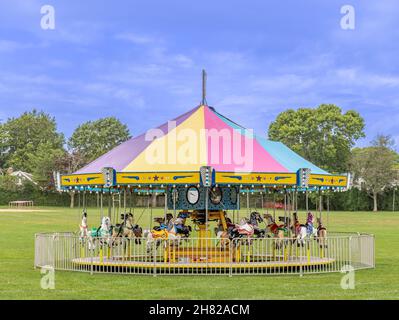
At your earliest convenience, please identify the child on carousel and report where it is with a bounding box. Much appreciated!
[306,211,314,235]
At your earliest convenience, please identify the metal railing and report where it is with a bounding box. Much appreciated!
[34,232,375,276]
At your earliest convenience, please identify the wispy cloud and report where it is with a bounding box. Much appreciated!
[115,32,156,45]
[0,40,31,52]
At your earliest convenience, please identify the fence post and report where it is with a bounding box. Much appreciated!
[229,239,233,277]
[34,234,37,270]
[348,236,352,269]
[90,241,94,275]
[299,240,304,277]
[153,241,157,277]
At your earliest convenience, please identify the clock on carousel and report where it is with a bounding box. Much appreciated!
[167,185,239,210]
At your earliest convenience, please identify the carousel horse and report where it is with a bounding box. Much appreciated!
[112,213,143,245]
[214,217,235,237]
[87,216,112,249]
[153,213,173,231]
[263,214,287,239]
[249,211,266,238]
[316,218,328,248]
[229,218,255,242]
[146,219,182,254]
[215,217,236,247]
[172,212,192,238]
[264,213,289,249]
[291,212,317,247]
[125,213,143,244]
[227,218,255,248]
[79,212,88,240]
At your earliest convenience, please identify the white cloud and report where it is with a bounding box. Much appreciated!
[0,40,31,52]
[115,32,156,45]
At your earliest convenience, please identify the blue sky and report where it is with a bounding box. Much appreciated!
[0,0,398,149]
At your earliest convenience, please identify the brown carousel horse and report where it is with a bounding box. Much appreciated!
[112,213,143,244]
[316,218,328,248]
[263,213,289,249]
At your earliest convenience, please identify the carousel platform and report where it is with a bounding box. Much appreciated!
[71,255,336,273]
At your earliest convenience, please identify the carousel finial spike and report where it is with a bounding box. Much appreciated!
[201,69,207,106]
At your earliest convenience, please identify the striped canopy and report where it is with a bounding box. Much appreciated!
[75,105,328,175]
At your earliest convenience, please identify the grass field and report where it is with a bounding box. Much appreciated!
[0,206,398,300]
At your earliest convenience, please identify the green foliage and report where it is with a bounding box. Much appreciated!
[0,188,71,206]
[27,143,66,187]
[0,174,19,192]
[350,135,398,211]
[0,110,64,172]
[268,104,365,173]
[0,175,69,206]
[68,117,130,165]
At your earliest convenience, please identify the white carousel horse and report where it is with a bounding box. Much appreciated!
[79,212,88,240]
[229,218,255,247]
[87,216,112,249]
[235,218,255,237]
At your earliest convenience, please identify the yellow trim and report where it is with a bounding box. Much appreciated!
[117,172,200,185]
[309,174,347,187]
[61,173,104,186]
[71,259,335,269]
[215,172,297,185]
[61,172,348,188]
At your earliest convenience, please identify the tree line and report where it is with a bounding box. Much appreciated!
[0,110,130,188]
[0,105,398,211]
[268,104,399,211]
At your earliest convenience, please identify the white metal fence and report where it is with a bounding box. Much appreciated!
[34,232,374,276]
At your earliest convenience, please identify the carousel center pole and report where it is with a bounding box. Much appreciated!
[201,69,207,106]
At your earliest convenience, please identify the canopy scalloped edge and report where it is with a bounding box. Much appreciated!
[60,170,349,189]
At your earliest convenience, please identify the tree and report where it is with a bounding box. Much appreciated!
[0,110,65,172]
[28,142,66,188]
[351,135,397,212]
[68,117,130,165]
[0,173,19,192]
[268,104,365,173]
[53,151,87,208]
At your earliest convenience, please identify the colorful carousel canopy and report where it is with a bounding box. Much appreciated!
[60,105,349,189]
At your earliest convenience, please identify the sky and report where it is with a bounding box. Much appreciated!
[0,0,398,149]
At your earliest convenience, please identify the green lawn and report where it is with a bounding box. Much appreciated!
[0,206,398,299]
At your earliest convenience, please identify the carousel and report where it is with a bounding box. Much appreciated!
[34,72,375,276]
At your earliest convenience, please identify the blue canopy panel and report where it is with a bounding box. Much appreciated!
[255,136,329,175]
